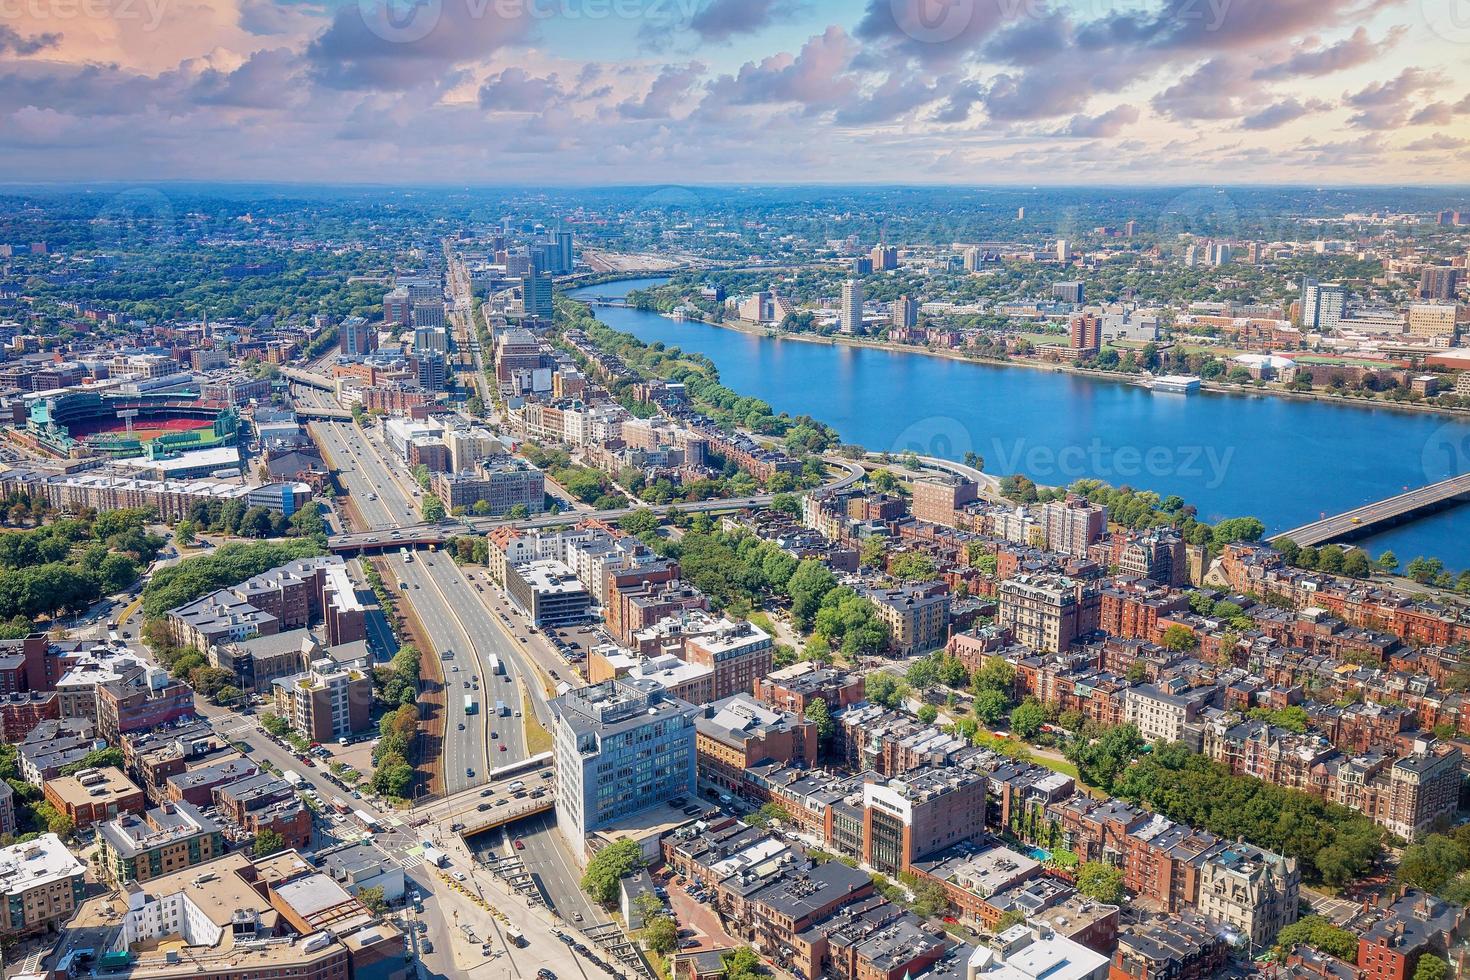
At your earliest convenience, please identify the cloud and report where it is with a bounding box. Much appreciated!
[1344,67,1443,129]
[1405,133,1469,151]
[0,24,60,56]
[1241,97,1330,130]
[1056,105,1140,137]
[1253,26,1404,80]
[1152,58,1252,122]
[477,68,565,112]
[307,0,533,91]
[705,26,857,111]
[688,0,793,42]
[854,0,1011,67]
[933,79,984,124]
[618,63,705,119]
[192,48,301,109]
[833,71,943,125]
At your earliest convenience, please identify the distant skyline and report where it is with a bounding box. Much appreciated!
[3,0,1469,184]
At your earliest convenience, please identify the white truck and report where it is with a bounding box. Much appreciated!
[421,846,448,869]
[282,770,304,788]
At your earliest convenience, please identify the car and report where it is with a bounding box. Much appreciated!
[538,970,558,980]
[499,744,507,752]
[477,802,492,812]
[451,665,459,672]
[490,731,498,739]
[463,681,470,689]
[457,723,465,731]
[465,768,474,778]
[450,822,465,832]
[572,911,583,922]
[513,838,524,850]
[421,941,433,954]
[451,871,467,882]
[480,788,495,797]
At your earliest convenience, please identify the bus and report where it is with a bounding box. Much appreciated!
[401,547,413,563]
[464,696,478,715]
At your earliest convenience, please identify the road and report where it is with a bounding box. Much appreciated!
[1276,471,1470,546]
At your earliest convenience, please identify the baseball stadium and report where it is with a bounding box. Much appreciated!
[26,390,240,459]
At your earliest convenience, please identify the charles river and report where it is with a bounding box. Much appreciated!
[567,278,1470,572]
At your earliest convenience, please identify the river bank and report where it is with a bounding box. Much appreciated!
[663,311,1470,422]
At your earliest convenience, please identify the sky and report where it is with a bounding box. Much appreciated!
[2,0,1469,184]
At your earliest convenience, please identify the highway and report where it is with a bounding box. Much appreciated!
[1275,471,1470,546]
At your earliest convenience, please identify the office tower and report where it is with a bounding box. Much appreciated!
[851,256,873,276]
[383,287,412,327]
[1439,210,1456,226]
[1070,312,1102,354]
[1052,281,1085,305]
[892,295,918,329]
[962,246,983,272]
[534,241,560,275]
[412,351,446,392]
[505,251,533,277]
[1124,220,1138,237]
[520,269,553,321]
[1300,279,1346,331]
[871,244,898,270]
[1420,266,1461,300]
[1017,207,1026,220]
[1056,239,1072,262]
[1247,242,1264,264]
[839,279,864,334]
[1407,303,1459,344]
[1208,243,1232,266]
[1182,244,1201,267]
[556,230,574,273]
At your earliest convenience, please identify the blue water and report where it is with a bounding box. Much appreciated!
[567,278,1470,569]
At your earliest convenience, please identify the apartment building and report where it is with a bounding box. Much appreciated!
[43,766,146,829]
[0,835,86,938]
[684,619,774,700]
[1040,497,1107,557]
[863,584,951,656]
[97,801,225,885]
[862,768,987,876]
[551,680,699,852]
[272,661,373,742]
[911,475,978,528]
[998,575,1100,654]
[695,694,816,797]
[1193,843,1300,949]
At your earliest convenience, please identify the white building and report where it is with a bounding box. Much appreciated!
[968,923,1109,980]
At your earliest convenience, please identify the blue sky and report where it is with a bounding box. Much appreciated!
[1,0,1466,183]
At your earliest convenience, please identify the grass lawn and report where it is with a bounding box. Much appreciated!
[522,691,552,755]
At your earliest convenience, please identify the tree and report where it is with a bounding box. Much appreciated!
[722,948,765,980]
[175,521,197,546]
[1126,660,1149,683]
[642,913,677,954]
[261,713,290,738]
[806,698,835,744]
[1414,957,1448,980]
[890,552,938,582]
[974,688,1011,725]
[1075,861,1124,903]
[580,839,643,907]
[994,909,1028,932]
[1376,550,1400,573]
[420,496,446,522]
[860,537,888,569]
[1398,835,1467,893]
[786,560,837,630]
[906,658,940,691]
[1273,916,1358,961]
[770,493,801,517]
[1010,699,1047,740]
[357,885,389,915]
[253,829,286,856]
[865,672,907,709]
[1342,549,1373,579]
[1160,625,1197,652]
[917,704,939,725]
[1065,724,1143,793]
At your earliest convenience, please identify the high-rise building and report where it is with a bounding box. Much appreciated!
[412,325,447,353]
[339,317,377,357]
[851,256,873,276]
[1070,312,1102,354]
[1124,219,1138,236]
[1017,206,1026,220]
[1208,242,1232,266]
[412,351,446,392]
[1052,281,1085,305]
[1407,303,1459,344]
[551,680,698,852]
[383,287,412,327]
[962,246,984,272]
[839,279,865,334]
[521,270,553,321]
[871,244,899,270]
[410,301,445,329]
[1419,266,1461,300]
[892,294,919,329]
[1040,496,1107,556]
[1300,279,1346,331]
[556,229,574,273]
[1056,239,1072,262]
